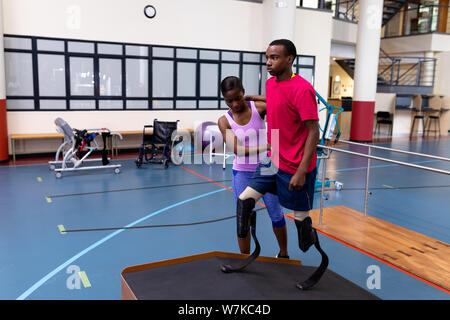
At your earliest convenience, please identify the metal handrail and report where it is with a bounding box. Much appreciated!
[319,145,450,175]
[339,140,450,162]
[316,142,450,224]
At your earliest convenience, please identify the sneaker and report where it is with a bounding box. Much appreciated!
[276,252,290,259]
[295,217,315,253]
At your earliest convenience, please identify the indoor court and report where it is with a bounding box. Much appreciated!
[0,0,449,303]
[1,137,449,300]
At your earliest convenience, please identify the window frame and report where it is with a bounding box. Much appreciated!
[4,34,316,111]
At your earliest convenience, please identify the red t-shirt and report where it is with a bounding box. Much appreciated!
[266,74,318,174]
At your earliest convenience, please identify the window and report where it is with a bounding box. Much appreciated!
[4,35,315,111]
[70,57,94,96]
[177,62,196,97]
[99,58,122,96]
[126,59,148,97]
[5,52,34,96]
[152,60,173,98]
[200,63,219,97]
[38,54,66,96]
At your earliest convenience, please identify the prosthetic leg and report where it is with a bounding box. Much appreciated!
[221,197,328,290]
[294,217,329,290]
[221,198,261,273]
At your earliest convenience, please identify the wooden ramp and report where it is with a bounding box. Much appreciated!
[287,206,450,293]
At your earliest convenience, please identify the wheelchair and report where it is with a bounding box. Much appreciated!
[48,117,123,178]
[135,119,184,169]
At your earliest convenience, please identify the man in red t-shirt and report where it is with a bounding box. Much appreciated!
[236,39,320,254]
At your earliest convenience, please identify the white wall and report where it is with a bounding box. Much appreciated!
[375,93,395,113]
[434,51,450,132]
[330,42,355,59]
[434,51,450,97]
[294,8,332,101]
[3,0,334,144]
[381,33,450,54]
[3,0,265,51]
[331,19,357,45]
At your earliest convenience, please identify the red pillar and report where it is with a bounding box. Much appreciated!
[0,99,7,162]
[349,101,375,142]
[0,1,7,162]
[350,0,383,142]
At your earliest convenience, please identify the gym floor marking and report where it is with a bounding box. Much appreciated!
[78,271,91,288]
[17,187,227,300]
[58,225,66,235]
[45,179,233,199]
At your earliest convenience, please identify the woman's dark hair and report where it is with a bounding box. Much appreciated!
[269,39,297,59]
[220,76,244,95]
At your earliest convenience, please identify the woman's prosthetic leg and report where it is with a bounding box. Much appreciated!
[221,189,262,273]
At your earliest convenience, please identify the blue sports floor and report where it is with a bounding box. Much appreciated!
[0,137,449,300]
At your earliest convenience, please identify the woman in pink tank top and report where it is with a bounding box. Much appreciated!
[217,76,288,259]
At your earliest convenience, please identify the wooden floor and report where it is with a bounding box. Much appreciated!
[287,206,450,292]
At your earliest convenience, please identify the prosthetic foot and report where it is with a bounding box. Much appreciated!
[221,198,261,273]
[294,218,329,290]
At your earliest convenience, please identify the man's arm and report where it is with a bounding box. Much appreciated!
[245,95,266,102]
[289,120,319,191]
[254,101,267,119]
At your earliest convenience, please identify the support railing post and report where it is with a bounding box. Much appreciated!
[335,0,340,19]
[352,0,356,21]
[416,60,422,86]
[390,60,395,86]
[363,147,371,216]
[432,58,437,87]
[320,157,327,225]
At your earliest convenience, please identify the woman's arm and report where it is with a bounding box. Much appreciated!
[218,116,269,156]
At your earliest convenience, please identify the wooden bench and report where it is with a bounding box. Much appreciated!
[9,128,195,162]
[10,133,64,163]
[10,132,115,163]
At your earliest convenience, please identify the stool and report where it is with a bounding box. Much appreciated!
[374,111,393,136]
[409,115,425,139]
[425,115,440,137]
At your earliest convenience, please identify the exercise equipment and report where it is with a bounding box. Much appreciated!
[194,121,217,151]
[48,118,123,178]
[315,91,344,191]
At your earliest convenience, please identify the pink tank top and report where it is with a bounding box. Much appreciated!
[224,101,267,172]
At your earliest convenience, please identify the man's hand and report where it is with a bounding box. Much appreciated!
[289,171,306,192]
[244,95,266,102]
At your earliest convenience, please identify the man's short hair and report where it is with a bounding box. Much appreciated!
[269,39,297,59]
